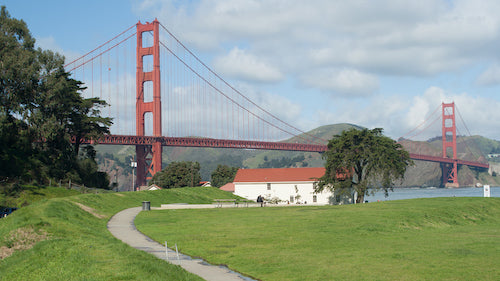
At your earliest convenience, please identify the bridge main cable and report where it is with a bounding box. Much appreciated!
[158,22,327,145]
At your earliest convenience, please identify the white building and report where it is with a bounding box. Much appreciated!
[233,167,333,205]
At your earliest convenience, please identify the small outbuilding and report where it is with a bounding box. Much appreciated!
[139,184,162,191]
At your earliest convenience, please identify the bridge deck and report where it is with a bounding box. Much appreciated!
[79,135,489,169]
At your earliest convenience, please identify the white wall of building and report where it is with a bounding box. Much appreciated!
[234,181,332,205]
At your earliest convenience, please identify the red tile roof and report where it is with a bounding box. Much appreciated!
[233,167,325,183]
[220,182,235,192]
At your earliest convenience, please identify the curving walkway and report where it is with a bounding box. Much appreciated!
[107,205,254,281]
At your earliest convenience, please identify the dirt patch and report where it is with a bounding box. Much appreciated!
[0,227,49,260]
[115,193,125,197]
[73,202,106,219]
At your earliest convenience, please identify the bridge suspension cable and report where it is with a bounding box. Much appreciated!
[399,104,441,141]
[64,24,137,71]
[65,21,328,145]
[158,22,327,145]
[455,105,485,162]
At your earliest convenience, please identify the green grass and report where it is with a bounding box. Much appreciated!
[0,186,240,280]
[135,198,500,281]
[0,185,81,208]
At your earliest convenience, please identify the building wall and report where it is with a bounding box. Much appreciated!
[234,181,333,205]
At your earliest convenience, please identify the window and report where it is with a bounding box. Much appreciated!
[290,195,294,203]
[313,195,317,203]
[267,183,271,190]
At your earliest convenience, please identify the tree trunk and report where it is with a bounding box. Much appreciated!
[356,193,364,204]
[73,135,81,157]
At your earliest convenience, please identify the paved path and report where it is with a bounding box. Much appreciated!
[107,205,254,281]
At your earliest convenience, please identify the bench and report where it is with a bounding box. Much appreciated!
[213,199,237,208]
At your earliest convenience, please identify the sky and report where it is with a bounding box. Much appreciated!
[4,0,500,141]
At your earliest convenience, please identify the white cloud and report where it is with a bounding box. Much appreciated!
[391,88,500,140]
[233,83,302,123]
[304,86,500,141]
[476,63,500,86]
[300,68,379,97]
[213,47,284,83]
[36,36,81,64]
[135,0,500,88]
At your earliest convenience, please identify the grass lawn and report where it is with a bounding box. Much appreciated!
[0,186,239,280]
[136,197,500,281]
[0,185,81,208]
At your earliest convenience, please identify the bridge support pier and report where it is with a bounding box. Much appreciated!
[135,146,147,188]
[135,142,162,189]
[441,161,459,188]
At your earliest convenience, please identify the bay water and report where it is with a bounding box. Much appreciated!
[365,186,499,202]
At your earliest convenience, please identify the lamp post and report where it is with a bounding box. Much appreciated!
[131,161,137,191]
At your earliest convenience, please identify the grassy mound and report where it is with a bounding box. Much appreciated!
[0,185,82,208]
[136,197,500,281]
[0,186,238,280]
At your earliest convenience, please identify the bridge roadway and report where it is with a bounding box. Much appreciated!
[79,134,327,152]
[81,134,489,169]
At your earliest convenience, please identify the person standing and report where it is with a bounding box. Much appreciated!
[257,195,263,207]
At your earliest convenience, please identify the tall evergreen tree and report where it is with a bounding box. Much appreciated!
[0,6,38,117]
[315,128,412,203]
[0,6,112,187]
[31,50,112,180]
[0,6,38,181]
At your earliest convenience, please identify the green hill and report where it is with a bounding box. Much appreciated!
[289,123,364,143]
[0,185,82,209]
[0,187,238,280]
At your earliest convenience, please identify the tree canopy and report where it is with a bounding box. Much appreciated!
[0,6,112,189]
[315,128,412,203]
[211,164,238,187]
[151,161,202,188]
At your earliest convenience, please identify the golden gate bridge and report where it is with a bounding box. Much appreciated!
[65,20,489,189]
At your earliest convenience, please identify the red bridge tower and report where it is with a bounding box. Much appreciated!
[135,20,162,189]
[441,102,459,187]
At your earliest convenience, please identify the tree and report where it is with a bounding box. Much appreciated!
[30,49,111,183]
[0,6,39,181]
[151,161,201,188]
[0,114,33,180]
[315,128,412,203]
[211,164,238,187]
[0,6,38,117]
[0,6,112,187]
[34,50,112,156]
[74,145,110,189]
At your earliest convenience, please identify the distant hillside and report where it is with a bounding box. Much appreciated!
[95,124,500,190]
[398,135,500,187]
[286,123,364,144]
